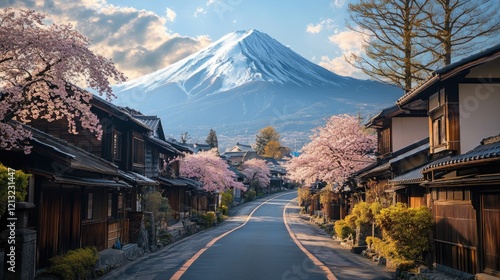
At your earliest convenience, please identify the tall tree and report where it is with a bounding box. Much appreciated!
[420,0,500,66]
[177,149,246,192]
[255,126,280,155]
[205,129,219,149]
[0,9,125,153]
[286,114,376,185]
[347,0,430,90]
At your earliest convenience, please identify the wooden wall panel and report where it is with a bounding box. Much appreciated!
[482,193,500,274]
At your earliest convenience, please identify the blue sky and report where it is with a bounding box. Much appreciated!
[0,0,366,80]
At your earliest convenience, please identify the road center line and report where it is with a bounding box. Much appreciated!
[170,193,292,280]
[283,199,338,280]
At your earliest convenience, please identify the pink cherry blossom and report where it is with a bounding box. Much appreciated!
[286,114,376,185]
[176,149,246,192]
[0,8,126,153]
[241,158,271,188]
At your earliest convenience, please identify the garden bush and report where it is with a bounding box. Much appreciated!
[47,247,98,280]
[376,203,433,262]
[243,189,256,201]
[334,219,355,239]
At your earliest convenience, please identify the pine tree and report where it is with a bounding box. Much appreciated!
[205,129,219,149]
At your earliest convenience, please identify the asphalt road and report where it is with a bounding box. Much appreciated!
[100,191,393,280]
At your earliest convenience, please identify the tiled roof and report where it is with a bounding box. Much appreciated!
[91,95,152,131]
[134,116,161,133]
[397,43,500,106]
[27,125,119,176]
[358,161,391,178]
[53,176,131,188]
[118,170,158,186]
[147,136,182,155]
[423,138,500,173]
[389,142,429,164]
[158,177,188,187]
[389,167,425,185]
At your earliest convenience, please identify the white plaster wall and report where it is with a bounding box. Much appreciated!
[392,117,428,151]
[459,84,500,153]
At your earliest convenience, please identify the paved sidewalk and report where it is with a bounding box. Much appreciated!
[284,200,395,280]
[284,199,470,280]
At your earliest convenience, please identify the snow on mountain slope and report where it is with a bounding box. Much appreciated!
[116,29,352,96]
[112,29,403,149]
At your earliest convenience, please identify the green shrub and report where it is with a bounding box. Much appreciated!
[199,211,217,228]
[47,247,98,280]
[0,163,29,221]
[334,219,355,239]
[376,203,433,262]
[397,260,416,271]
[220,205,229,215]
[243,189,256,201]
[221,190,233,207]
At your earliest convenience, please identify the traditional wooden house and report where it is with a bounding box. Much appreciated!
[12,94,164,267]
[0,124,130,268]
[353,104,429,205]
[396,44,500,277]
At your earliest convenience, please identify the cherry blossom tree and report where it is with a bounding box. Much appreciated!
[286,114,376,185]
[177,149,246,192]
[0,8,126,153]
[241,158,271,189]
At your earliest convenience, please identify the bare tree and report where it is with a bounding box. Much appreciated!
[419,0,500,66]
[179,132,191,144]
[347,0,499,91]
[347,0,430,91]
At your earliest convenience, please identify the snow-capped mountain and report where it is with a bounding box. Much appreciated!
[112,29,402,150]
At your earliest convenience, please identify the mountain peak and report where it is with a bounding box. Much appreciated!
[112,29,402,151]
[115,29,347,96]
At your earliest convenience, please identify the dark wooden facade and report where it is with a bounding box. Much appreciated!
[397,44,500,277]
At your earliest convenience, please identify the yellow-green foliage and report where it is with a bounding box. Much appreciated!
[143,189,172,230]
[0,163,29,220]
[370,237,397,259]
[297,186,310,205]
[200,211,217,228]
[47,247,98,280]
[221,189,233,207]
[334,219,355,239]
[351,201,382,226]
[219,205,229,215]
[376,203,433,261]
[319,188,334,205]
[344,213,357,230]
[244,189,256,201]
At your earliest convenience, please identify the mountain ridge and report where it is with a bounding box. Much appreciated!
[112,29,402,150]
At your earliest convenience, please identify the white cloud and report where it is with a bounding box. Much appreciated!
[319,29,369,78]
[328,29,367,53]
[306,18,334,34]
[0,0,212,80]
[194,7,206,17]
[306,23,322,34]
[166,7,176,22]
[330,0,347,8]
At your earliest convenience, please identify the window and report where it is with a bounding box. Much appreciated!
[133,136,145,165]
[113,131,122,161]
[87,193,94,220]
[378,128,391,156]
[108,193,113,217]
[429,89,447,152]
[432,116,446,145]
